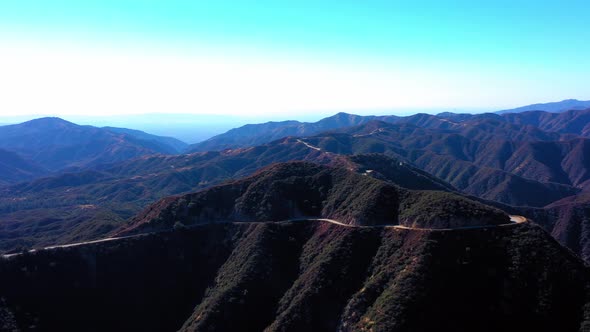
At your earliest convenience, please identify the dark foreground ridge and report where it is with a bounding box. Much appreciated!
[0,220,588,332]
[119,162,509,235]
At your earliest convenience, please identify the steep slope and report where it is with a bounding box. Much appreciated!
[0,220,587,331]
[0,149,48,186]
[0,117,177,171]
[308,121,583,206]
[497,99,590,114]
[119,162,508,235]
[536,193,590,262]
[345,154,456,192]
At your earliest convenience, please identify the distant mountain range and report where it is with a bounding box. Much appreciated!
[497,99,590,114]
[0,118,189,184]
[187,112,398,152]
[188,108,590,152]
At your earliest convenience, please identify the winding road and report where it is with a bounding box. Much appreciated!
[296,139,322,151]
[290,215,528,232]
[2,215,528,258]
[509,215,527,223]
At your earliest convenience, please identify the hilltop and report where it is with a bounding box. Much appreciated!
[119,162,508,235]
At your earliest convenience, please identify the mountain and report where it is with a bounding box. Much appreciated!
[0,117,180,172]
[0,153,462,253]
[502,108,590,137]
[3,110,590,330]
[4,113,590,253]
[119,162,507,235]
[523,192,590,263]
[188,110,585,153]
[103,126,188,153]
[188,112,400,152]
[0,219,587,331]
[305,120,583,205]
[0,149,48,186]
[5,108,590,258]
[497,99,590,114]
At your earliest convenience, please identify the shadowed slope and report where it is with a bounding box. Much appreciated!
[0,149,48,186]
[0,221,587,331]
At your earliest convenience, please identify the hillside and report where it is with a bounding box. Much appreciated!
[303,121,583,206]
[120,162,508,235]
[103,126,188,153]
[0,220,587,331]
[0,149,48,186]
[0,117,180,172]
[531,192,590,262]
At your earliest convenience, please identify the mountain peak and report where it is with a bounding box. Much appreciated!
[333,111,355,117]
[21,117,77,128]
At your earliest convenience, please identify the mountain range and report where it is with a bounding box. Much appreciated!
[497,99,590,114]
[0,117,187,184]
[3,108,590,260]
[188,108,590,152]
[2,101,590,330]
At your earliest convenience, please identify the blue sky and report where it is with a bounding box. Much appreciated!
[0,0,588,118]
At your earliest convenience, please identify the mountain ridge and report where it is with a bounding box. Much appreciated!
[497,99,590,114]
[0,117,185,176]
[187,109,590,153]
[118,161,509,236]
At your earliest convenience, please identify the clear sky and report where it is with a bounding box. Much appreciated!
[0,0,589,118]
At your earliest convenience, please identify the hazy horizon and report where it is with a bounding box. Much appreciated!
[1,98,589,143]
[0,107,489,143]
[1,1,589,120]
